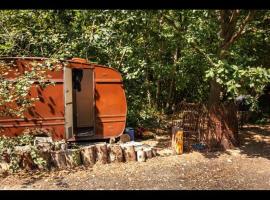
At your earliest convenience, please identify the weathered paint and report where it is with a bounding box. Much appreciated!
[0,57,127,141]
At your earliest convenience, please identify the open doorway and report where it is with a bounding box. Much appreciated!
[64,67,95,139]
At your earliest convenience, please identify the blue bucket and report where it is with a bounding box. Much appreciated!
[125,127,135,141]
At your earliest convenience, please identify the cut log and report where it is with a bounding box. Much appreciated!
[0,162,9,174]
[108,144,124,163]
[37,150,52,170]
[152,148,158,157]
[36,143,52,152]
[144,148,153,159]
[136,150,146,162]
[109,137,116,144]
[119,134,131,143]
[95,143,108,164]
[15,145,36,170]
[123,145,136,162]
[51,150,67,169]
[34,137,53,146]
[53,140,67,151]
[80,145,96,166]
[65,149,82,168]
[171,126,184,155]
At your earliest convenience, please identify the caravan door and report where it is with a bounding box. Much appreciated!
[64,67,74,139]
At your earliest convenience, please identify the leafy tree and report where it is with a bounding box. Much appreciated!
[0,10,269,149]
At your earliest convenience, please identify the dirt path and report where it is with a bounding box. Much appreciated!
[0,124,270,190]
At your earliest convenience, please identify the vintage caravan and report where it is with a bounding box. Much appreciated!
[0,57,127,141]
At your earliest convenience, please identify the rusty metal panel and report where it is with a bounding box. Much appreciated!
[0,58,65,140]
[0,57,127,141]
[94,65,127,138]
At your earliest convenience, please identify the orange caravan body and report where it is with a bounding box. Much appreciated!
[0,57,127,141]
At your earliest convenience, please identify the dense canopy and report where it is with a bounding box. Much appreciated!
[0,10,269,148]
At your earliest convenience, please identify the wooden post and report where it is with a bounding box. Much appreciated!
[108,144,124,163]
[171,126,184,155]
[123,145,136,162]
[95,143,108,164]
[51,150,67,169]
[65,149,82,168]
[80,145,97,166]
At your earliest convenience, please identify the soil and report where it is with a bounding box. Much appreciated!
[0,124,270,190]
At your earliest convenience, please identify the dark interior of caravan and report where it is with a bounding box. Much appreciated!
[72,69,95,137]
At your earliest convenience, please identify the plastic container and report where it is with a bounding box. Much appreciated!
[125,127,135,141]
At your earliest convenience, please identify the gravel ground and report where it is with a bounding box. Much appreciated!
[0,124,269,190]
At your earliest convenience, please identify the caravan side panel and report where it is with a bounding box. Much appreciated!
[94,65,127,138]
[0,58,65,140]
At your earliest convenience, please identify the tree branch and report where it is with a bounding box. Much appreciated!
[190,41,216,67]
[162,14,182,32]
[222,10,256,51]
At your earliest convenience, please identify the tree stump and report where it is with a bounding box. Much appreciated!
[108,144,124,163]
[136,149,146,162]
[95,143,108,164]
[152,148,158,157]
[51,150,67,169]
[15,145,36,170]
[119,134,131,143]
[144,148,153,159]
[123,145,136,162]
[80,145,96,166]
[0,162,9,174]
[34,137,53,146]
[53,140,67,151]
[65,149,82,168]
[171,126,184,155]
[38,150,52,170]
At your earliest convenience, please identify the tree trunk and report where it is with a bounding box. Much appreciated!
[205,10,255,150]
[80,145,96,166]
[208,80,239,150]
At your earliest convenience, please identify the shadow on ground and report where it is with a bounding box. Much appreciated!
[150,124,270,160]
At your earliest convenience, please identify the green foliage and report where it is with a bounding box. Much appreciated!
[0,10,269,126]
[0,59,63,117]
[0,134,47,172]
